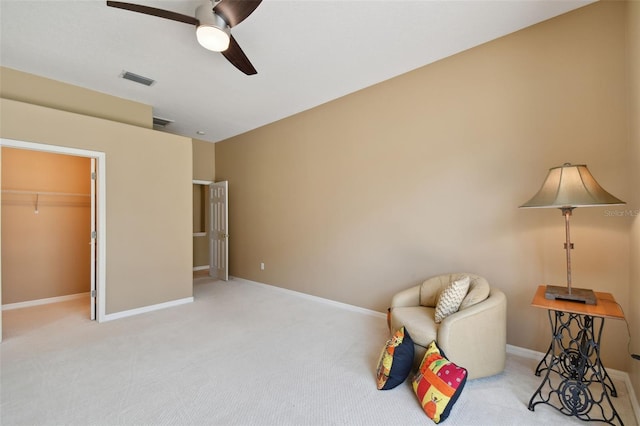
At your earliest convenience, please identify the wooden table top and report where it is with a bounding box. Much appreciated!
[531,285,625,320]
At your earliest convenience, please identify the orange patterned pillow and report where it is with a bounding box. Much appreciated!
[412,341,467,423]
[376,327,414,390]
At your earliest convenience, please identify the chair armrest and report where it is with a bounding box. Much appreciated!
[438,288,507,379]
[390,285,421,308]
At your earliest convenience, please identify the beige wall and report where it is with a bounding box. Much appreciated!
[0,67,152,129]
[2,148,91,304]
[193,139,216,181]
[627,0,640,402]
[192,139,216,268]
[216,1,633,371]
[0,70,192,315]
[0,96,192,315]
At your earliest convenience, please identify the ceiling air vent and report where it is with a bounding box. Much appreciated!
[120,71,155,86]
[153,116,174,129]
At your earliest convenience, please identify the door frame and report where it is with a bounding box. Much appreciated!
[192,179,213,273]
[90,158,97,320]
[0,138,107,323]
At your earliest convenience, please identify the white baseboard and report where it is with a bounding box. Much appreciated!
[228,278,638,422]
[2,292,89,311]
[231,276,387,319]
[102,297,194,322]
[193,265,209,271]
[3,292,195,325]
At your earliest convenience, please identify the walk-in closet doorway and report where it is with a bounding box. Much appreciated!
[0,139,106,341]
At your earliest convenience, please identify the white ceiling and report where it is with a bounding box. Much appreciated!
[1,0,594,143]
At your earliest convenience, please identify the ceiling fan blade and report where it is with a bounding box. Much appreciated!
[106,1,199,26]
[214,0,262,28]
[221,35,257,75]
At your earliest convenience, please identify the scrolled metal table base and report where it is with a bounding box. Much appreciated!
[528,310,623,425]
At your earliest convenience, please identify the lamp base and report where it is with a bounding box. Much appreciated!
[544,285,597,305]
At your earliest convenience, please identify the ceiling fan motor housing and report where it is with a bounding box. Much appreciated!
[195,3,230,52]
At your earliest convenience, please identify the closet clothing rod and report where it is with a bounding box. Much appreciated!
[1,189,90,197]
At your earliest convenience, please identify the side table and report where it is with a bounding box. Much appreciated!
[528,285,625,425]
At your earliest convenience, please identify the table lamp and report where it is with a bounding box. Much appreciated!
[520,163,625,304]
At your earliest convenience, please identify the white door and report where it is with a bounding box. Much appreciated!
[90,158,97,320]
[210,181,229,281]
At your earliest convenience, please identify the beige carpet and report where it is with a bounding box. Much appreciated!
[1,277,637,425]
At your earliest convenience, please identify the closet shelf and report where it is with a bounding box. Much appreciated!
[2,189,90,212]
[1,189,90,197]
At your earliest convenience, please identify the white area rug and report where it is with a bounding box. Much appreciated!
[1,278,637,425]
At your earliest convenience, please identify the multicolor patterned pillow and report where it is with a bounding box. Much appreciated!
[434,276,470,323]
[376,327,414,390]
[412,341,467,423]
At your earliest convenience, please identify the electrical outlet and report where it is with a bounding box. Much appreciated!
[260,262,265,270]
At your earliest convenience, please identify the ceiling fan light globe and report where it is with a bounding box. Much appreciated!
[196,25,230,51]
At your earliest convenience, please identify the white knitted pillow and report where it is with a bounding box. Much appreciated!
[434,276,471,323]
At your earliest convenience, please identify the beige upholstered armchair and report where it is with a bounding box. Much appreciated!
[389,273,507,380]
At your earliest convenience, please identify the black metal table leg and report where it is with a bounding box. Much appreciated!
[528,310,623,425]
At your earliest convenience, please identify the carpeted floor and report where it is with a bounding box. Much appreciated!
[1,277,637,425]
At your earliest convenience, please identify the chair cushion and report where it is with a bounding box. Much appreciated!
[412,340,468,423]
[434,276,470,323]
[419,275,453,307]
[390,306,437,347]
[375,327,414,390]
[419,273,485,308]
[459,276,490,310]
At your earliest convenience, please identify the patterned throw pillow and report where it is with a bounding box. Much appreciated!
[434,276,470,323]
[376,327,414,390]
[412,341,467,423]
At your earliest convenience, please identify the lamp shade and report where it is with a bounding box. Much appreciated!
[520,163,625,209]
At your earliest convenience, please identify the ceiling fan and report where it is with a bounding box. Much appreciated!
[106,0,262,75]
